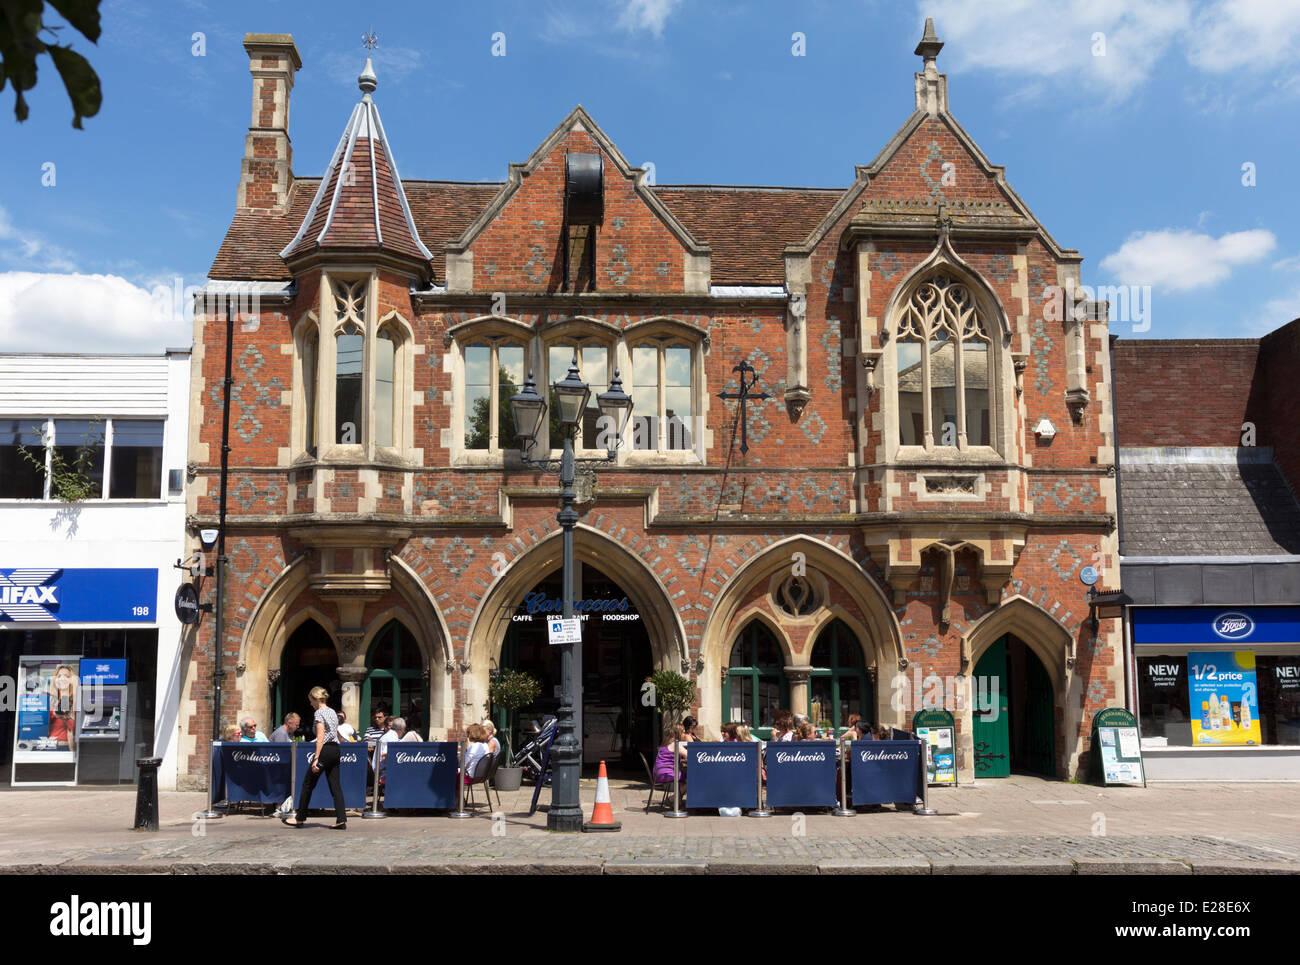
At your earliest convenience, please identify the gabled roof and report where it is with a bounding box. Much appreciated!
[279,59,432,275]
[443,104,711,260]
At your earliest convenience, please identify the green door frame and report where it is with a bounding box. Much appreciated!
[807,619,872,731]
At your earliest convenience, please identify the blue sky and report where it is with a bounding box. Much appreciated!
[2,0,1299,352]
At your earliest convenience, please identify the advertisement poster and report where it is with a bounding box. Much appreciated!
[916,726,956,785]
[1188,651,1263,746]
[14,657,78,763]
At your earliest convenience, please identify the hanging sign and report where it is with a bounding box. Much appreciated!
[547,617,582,646]
[174,583,200,625]
[913,709,957,786]
[685,742,758,809]
[1090,707,1146,787]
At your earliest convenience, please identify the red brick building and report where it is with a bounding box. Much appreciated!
[183,24,1119,785]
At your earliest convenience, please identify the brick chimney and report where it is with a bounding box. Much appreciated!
[237,33,301,213]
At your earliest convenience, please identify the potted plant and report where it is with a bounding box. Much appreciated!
[647,669,696,737]
[487,668,541,792]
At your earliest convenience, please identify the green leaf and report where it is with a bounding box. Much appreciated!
[46,41,98,127]
[47,0,101,43]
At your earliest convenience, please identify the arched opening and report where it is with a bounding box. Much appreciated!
[496,569,654,773]
[972,634,1056,778]
[274,620,341,734]
[808,618,874,733]
[361,620,428,739]
[722,620,789,731]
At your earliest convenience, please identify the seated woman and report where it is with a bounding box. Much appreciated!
[874,723,892,740]
[735,724,757,742]
[653,723,689,798]
[482,721,502,759]
[844,719,871,741]
[720,722,739,742]
[793,721,817,741]
[681,716,699,742]
[462,723,491,783]
[223,724,242,742]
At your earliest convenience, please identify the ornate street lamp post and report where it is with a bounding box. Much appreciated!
[510,357,632,831]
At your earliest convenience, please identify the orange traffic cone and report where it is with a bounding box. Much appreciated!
[582,760,622,832]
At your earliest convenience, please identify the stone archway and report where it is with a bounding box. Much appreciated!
[700,535,903,736]
[464,523,688,730]
[236,552,452,745]
[960,594,1079,779]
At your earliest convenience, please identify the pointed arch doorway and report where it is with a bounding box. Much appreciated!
[274,620,342,733]
[497,568,654,774]
[972,635,1056,778]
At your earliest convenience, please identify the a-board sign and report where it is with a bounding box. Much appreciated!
[547,617,581,646]
[1090,707,1146,787]
[912,709,957,786]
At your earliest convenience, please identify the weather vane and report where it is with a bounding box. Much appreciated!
[362,25,378,50]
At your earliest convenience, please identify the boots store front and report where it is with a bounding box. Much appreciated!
[1133,606,1300,779]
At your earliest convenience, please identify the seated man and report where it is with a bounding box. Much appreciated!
[372,717,402,781]
[238,716,269,742]
[269,712,299,743]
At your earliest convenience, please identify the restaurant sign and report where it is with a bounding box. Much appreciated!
[511,593,640,623]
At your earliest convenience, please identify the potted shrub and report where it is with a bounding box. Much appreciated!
[487,668,541,792]
[647,669,696,737]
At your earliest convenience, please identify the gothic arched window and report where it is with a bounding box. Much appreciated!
[896,273,993,450]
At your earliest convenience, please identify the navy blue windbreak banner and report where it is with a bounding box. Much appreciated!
[211,743,225,802]
[685,742,758,809]
[765,741,838,807]
[221,743,292,803]
[294,742,367,810]
[850,740,921,806]
[382,742,458,809]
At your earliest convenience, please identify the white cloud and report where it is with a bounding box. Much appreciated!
[0,271,191,353]
[1099,228,1276,291]
[1187,0,1300,73]
[921,0,1300,103]
[322,46,423,90]
[616,0,682,35]
[921,0,1191,101]
[1274,252,1300,271]
[0,203,79,273]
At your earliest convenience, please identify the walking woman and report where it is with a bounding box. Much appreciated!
[283,686,347,830]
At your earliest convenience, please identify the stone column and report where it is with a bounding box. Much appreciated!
[336,665,368,730]
[784,665,812,718]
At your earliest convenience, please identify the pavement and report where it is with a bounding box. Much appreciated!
[2,775,1298,874]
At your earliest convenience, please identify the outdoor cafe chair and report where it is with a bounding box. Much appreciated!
[465,748,500,811]
[639,750,674,813]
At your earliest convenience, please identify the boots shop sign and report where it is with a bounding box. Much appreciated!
[0,569,158,624]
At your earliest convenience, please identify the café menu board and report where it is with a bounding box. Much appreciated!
[1188,651,1262,746]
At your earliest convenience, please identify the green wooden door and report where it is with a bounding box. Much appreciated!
[1026,649,1055,777]
[361,621,428,738]
[722,623,788,728]
[972,635,1010,778]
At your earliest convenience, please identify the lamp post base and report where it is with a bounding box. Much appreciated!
[547,808,584,832]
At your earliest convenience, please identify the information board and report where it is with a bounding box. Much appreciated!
[547,617,581,645]
[913,710,956,786]
[1090,708,1146,787]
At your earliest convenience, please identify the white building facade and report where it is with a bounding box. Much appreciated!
[0,351,190,789]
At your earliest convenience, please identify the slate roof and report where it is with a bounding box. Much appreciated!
[1120,455,1300,556]
[211,181,841,285]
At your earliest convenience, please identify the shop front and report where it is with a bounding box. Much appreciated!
[1133,606,1300,779]
[1,568,162,786]
[497,570,654,772]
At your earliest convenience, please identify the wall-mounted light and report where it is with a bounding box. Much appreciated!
[1033,418,1057,441]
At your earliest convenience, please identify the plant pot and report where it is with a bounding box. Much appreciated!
[493,766,524,792]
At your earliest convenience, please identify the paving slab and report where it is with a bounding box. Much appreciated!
[817,857,931,874]
[603,858,709,874]
[1074,857,1192,874]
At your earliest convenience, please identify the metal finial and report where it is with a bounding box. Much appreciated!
[358,57,377,94]
[362,25,378,50]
